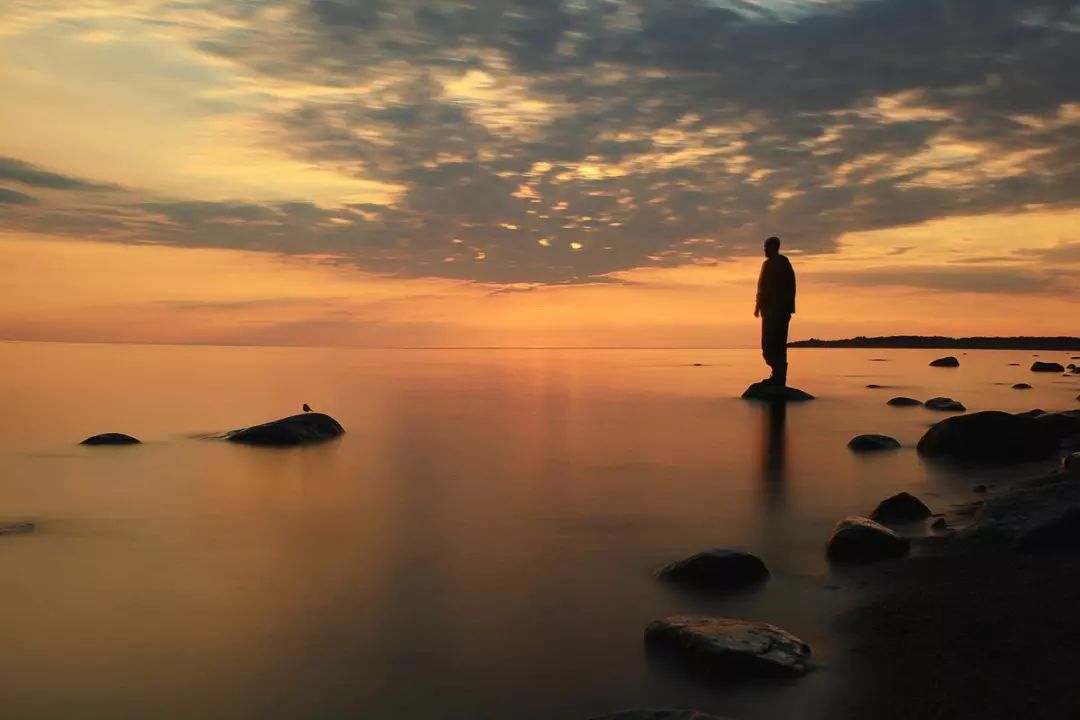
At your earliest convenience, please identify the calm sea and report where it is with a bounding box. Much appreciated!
[1,341,1075,719]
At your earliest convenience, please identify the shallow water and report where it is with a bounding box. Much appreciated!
[1,341,1075,719]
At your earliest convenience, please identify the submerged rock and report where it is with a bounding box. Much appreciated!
[590,711,730,720]
[740,383,815,403]
[848,434,901,453]
[226,412,344,446]
[917,411,1059,464]
[644,615,810,676]
[887,396,922,407]
[1013,383,1032,390]
[930,356,960,367]
[1015,507,1080,554]
[80,433,140,446]
[1031,361,1065,372]
[871,493,932,524]
[657,549,769,591]
[0,522,35,536]
[827,516,909,563]
[924,397,966,412]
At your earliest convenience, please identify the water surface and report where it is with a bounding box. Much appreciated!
[1,342,1075,719]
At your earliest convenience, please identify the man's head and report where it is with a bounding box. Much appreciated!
[764,236,781,257]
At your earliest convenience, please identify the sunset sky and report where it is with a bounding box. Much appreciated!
[1,0,1077,347]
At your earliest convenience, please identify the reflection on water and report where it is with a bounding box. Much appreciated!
[759,401,788,515]
[0,342,1072,719]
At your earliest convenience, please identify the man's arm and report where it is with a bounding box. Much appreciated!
[754,260,767,317]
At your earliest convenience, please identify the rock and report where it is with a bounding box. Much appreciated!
[866,384,883,389]
[740,383,815,403]
[932,517,948,530]
[887,396,922,407]
[930,356,960,367]
[973,484,988,493]
[964,481,1080,546]
[590,711,730,720]
[1030,411,1080,443]
[225,412,344,446]
[871,493,932,523]
[924,397,966,412]
[917,411,1059,464]
[0,522,35,536]
[1012,383,1032,390]
[1008,363,1020,366]
[1031,361,1065,372]
[80,433,140,446]
[1063,453,1080,478]
[1015,507,1080,554]
[826,516,910,563]
[848,434,901,453]
[657,549,769,591]
[644,615,810,676]
[692,363,704,367]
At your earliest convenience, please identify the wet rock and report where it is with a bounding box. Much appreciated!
[0,522,35,536]
[1008,363,1020,366]
[80,433,140,446]
[826,516,910,563]
[1012,383,1032,390]
[1015,507,1080,554]
[871,493,932,524]
[917,411,1058,464]
[692,363,703,367]
[848,434,901,453]
[226,412,344,446]
[590,711,730,720]
[1029,411,1080,444]
[740,383,815,403]
[924,397,966,412]
[932,517,948,530]
[887,396,922,407]
[866,384,883,389]
[1031,361,1065,373]
[973,485,988,494]
[930,356,960,367]
[657,549,769,591]
[1064,453,1080,478]
[644,615,810,676]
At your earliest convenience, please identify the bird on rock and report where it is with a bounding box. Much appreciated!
[302,403,312,413]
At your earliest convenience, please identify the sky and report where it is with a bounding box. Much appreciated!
[0,0,1077,348]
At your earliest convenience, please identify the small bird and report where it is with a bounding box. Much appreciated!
[302,403,312,413]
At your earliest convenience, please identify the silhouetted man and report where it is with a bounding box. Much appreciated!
[754,236,796,386]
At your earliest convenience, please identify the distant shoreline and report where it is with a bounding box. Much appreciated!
[789,336,1080,350]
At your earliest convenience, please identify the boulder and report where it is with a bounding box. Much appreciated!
[1014,507,1080,554]
[226,412,344,446]
[1063,452,1080,478]
[740,383,815,403]
[917,411,1059,464]
[887,396,922,407]
[871,493,932,524]
[930,356,960,367]
[826,516,909,563]
[1030,411,1080,443]
[657,549,769,591]
[1031,361,1065,372]
[80,433,140,446]
[848,434,901,453]
[644,616,810,676]
[924,397,966,412]
[1012,383,1032,390]
[590,712,730,720]
[932,517,948,530]
[0,522,35,536]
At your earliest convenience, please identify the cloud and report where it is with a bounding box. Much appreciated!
[0,187,37,205]
[810,264,1074,295]
[1,0,1078,285]
[0,156,122,192]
